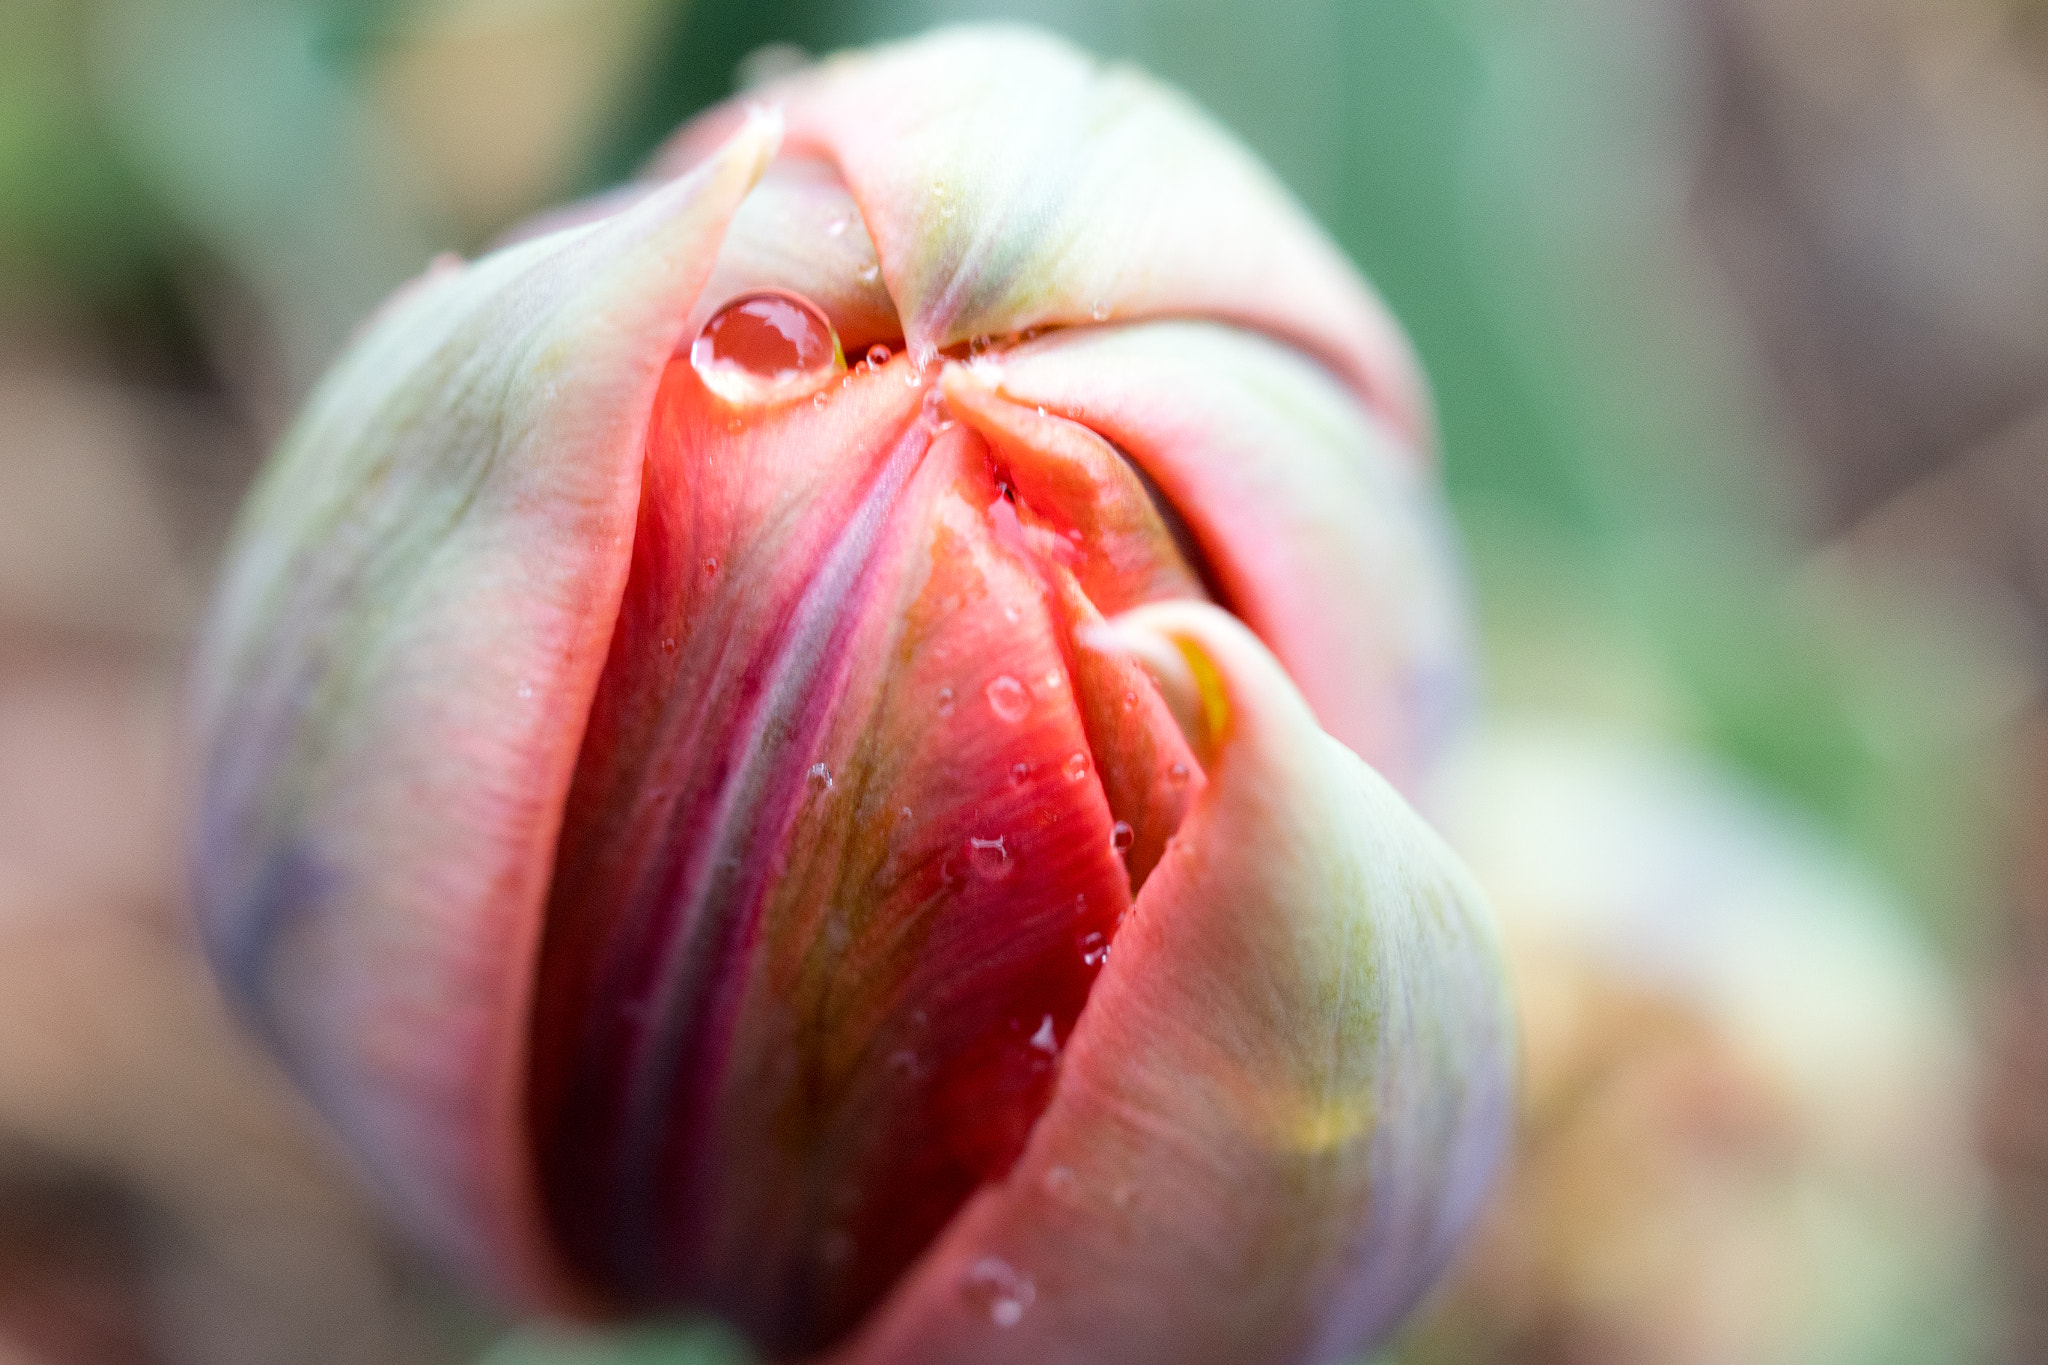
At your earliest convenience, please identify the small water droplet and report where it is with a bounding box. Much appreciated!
[968,835,1013,880]
[1043,668,1062,690]
[936,686,957,718]
[858,263,880,283]
[1062,752,1089,783]
[1009,761,1032,787]
[1168,762,1190,786]
[1078,930,1111,968]
[1043,1165,1079,1200]
[516,681,534,700]
[866,342,893,367]
[808,762,835,793]
[985,676,1030,722]
[1036,405,1048,417]
[887,1049,920,1078]
[1002,604,1022,625]
[961,1256,1034,1328]
[813,391,829,409]
[1112,1183,1137,1209]
[1110,820,1135,854]
[703,557,719,576]
[970,333,992,356]
[691,290,842,405]
[1121,690,1137,713]
[1090,300,1111,322]
[659,636,678,655]
[826,214,850,238]
[1028,1014,1059,1055]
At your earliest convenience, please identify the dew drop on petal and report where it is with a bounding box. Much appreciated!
[1168,761,1190,787]
[1028,1013,1059,1054]
[866,342,893,367]
[985,675,1030,722]
[826,214,850,238]
[1010,761,1032,787]
[1110,820,1134,854]
[807,762,834,793]
[1090,300,1111,322]
[961,1257,1034,1328]
[812,391,829,409]
[703,557,718,576]
[936,686,957,718]
[1043,1165,1079,1200]
[1078,930,1111,968]
[968,835,1013,880]
[659,636,678,655]
[516,681,534,700]
[859,263,880,283]
[1121,689,1137,714]
[690,290,842,405]
[1043,668,1062,690]
[1062,752,1089,783]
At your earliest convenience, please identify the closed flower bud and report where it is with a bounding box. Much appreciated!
[190,26,1512,1365]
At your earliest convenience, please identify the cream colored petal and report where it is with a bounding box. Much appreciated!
[655,26,1430,445]
[188,111,780,1307]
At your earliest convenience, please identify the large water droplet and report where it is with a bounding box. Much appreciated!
[961,1256,1034,1328]
[968,835,1013,880]
[986,675,1030,722]
[690,290,843,405]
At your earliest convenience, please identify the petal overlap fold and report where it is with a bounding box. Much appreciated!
[830,604,1513,1365]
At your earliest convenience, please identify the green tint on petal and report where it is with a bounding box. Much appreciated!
[188,113,781,1306]
[829,603,1513,1365]
[655,26,1430,444]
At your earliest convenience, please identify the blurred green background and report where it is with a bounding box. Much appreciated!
[2,1,2044,1362]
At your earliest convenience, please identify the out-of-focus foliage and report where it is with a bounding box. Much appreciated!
[0,0,2041,1361]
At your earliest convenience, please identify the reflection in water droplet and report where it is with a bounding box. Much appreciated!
[1078,930,1111,968]
[986,676,1029,722]
[1043,1165,1079,1200]
[1110,821,1135,853]
[866,342,893,367]
[968,835,1013,880]
[1063,752,1089,783]
[690,290,842,405]
[1168,762,1190,786]
[1028,1014,1059,1055]
[936,686,957,718]
[961,1256,1034,1328]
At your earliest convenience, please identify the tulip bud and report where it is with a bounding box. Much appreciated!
[189,26,1511,1364]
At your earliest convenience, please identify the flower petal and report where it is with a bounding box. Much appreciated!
[188,111,781,1305]
[829,602,1514,1365]
[983,323,1472,793]
[655,27,1430,445]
